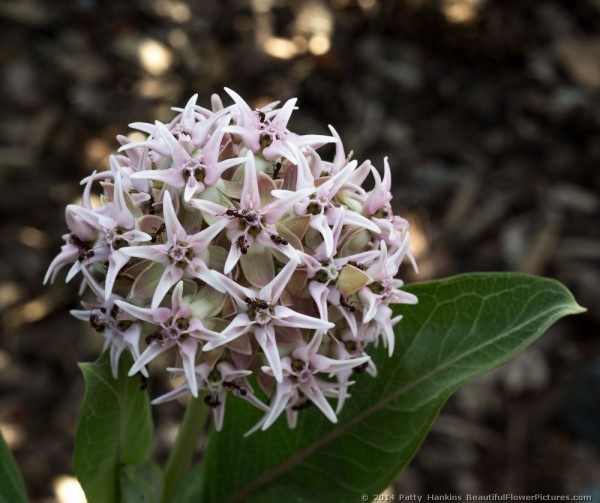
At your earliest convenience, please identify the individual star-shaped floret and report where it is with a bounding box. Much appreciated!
[125,119,245,202]
[44,172,100,285]
[151,361,269,431]
[249,332,370,433]
[71,267,146,379]
[116,282,222,397]
[203,260,334,383]
[121,190,228,309]
[190,150,310,274]
[359,239,418,324]
[301,210,379,334]
[274,143,380,256]
[65,168,152,298]
[221,87,336,161]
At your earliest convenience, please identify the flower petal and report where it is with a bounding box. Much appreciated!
[240,150,260,210]
[179,337,199,397]
[129,340,174,376]
[300,380,337,423]
[255,325,283,382]
[273,305,334,330]
[162,190,187,242]
[259,259,297,303]
[152,265,184,310]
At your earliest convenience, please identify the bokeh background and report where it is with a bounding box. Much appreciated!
[1,0,599,501]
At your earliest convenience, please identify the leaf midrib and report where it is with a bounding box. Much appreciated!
[224,301,576,503]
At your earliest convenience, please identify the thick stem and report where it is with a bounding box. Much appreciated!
[162,394,210,503]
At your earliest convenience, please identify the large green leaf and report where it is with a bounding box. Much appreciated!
[197,273,584,502]
[74,351,157,503]
[0,429,28,503]
[120,460,163,503]
[172,461,205,503]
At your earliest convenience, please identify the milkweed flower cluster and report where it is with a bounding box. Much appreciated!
[45,89,418,432]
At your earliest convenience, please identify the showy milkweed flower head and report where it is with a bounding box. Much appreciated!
[45,89,418,432]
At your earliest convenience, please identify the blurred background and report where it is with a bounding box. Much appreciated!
[0,0,599,501]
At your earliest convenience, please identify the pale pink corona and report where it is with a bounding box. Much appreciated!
[45,90,418,432]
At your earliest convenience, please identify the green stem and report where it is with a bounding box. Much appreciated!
[162,393,210,503]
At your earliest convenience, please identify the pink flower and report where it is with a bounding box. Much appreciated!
[274,144,380,256]
[330,329,377,413]
[126,119,245,202]
[302,210,379,334]
[121,190,228,309]
[116,282,222,397]
[152,361,269,431]
[222,88,336,160]
[202,260,334,383]
[190,150,310,274]
[358,240,418,326]
[249,332,370,432]
[58,168,151,297]
[71,267,145,379]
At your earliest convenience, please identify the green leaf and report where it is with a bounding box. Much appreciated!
[199,273,584,503]
[74,351,155,503]
[171,462,205,503]
[120,460,163,503]
[0,428,28,503]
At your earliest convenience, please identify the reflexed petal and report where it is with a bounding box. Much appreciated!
[130,168,185,188]
[270,97,297,131]
[156,121,191,167]
[170,281,188,318]
[259,259,297,303]
[109,343,126,379]
[179,337,199,397]
[310,213,334,257]
[300,380,337,423]
[260,378,295,430]
[151,385,191,405]
[120,244,169,263]
[240,151,260,209]
[343,209,381,234]
[115,300,164,324]
[190,218,229,252]
[221,125,260,150]
[293,133,337,149]
[162,190,187,242]
[293,332,323,362]
[188,198,227,216]
[152,266,185,310]
[358,287,378,323]
[111,166,136,229]
[318,159,357,198]
[43,245,79,284]
[183,178,202,202]
[201,116,228,167]
[223,239,243,275]
[207,270,253,301]
[129,341,174,376]
[202,314,253,351]
[70,309,92,322]
[255,326,282,383]
[312,354,370,373]
[65,260,83,283]
[273,305,334,330]
[308,281,329,321]
[263,187,314,223]
[213,393,227,431]
[104,251,131,300]
[205,156,246,185]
